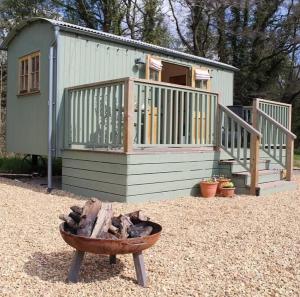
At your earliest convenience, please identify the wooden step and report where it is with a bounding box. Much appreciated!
[219,159,270,175]
[255,180,298,196]
[235,180,298,196]
[232,169,282,187]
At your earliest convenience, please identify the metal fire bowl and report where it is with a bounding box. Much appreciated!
[59,221,162,255]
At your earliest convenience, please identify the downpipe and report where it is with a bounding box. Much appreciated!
[47,26,59,193]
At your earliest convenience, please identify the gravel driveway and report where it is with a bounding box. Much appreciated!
[0,177,299,297]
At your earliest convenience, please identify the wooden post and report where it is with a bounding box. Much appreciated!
[124,78,134,153]
[250,99,260,195]
[133,252,147,287]
[215,94,221,150]
[109,255,117,265]
[286,136,294,181]
[286,104,293,181]
[68,250,85,283]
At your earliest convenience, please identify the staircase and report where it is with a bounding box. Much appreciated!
[219,158,298,196]
[218,98,297,196]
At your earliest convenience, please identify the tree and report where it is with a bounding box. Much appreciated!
[54,0,126,34]
[0,0,60,38]
[168,0,300,106]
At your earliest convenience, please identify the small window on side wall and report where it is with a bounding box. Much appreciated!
[193,67,211,91]
[19,51,40,95]
[146,55,162,81]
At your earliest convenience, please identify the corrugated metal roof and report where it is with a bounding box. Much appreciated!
[1,17,238,71]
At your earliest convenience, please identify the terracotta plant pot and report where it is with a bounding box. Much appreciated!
[220,187,235,197]
[200,181,218,198]
[217,178,231,195]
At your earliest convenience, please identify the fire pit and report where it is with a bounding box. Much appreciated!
[59,200,162,287]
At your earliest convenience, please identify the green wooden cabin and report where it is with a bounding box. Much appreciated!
[1,18,297,202]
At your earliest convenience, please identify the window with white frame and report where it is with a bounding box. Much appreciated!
[146,56,162,81]
[19,51,40,94]
[194,68,211,91]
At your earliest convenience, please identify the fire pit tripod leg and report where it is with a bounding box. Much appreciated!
[68,250,85,283]
[133,252,147,287]
[109,255,117,265]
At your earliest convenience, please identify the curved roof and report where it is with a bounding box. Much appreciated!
[1,18,238,71]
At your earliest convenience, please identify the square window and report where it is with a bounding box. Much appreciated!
[18,51,40,95]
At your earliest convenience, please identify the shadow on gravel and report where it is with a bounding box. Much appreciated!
[0,177,87,200]
[24,251,125,283]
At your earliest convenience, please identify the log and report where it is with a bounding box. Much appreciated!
[120,215,133,239]
[70,205,83,215]
[125,210,150,224]
[59,214,77,229]
[77,198,102,237]
[128,224,153,238]
[69,211,81,223]
[108,224,119,235]
[91,203,113,238]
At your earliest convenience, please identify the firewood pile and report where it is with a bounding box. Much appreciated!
[59,198,153,239]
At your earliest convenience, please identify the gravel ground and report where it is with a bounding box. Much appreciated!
[0,177,300,297]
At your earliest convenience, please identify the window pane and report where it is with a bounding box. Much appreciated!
[21,61,24,75]
[25,74,28,90]
[150,69,159,81]
[32,57,35,72]
[36,72,39,89]
[36,55,39,71]
[25,60,28,74]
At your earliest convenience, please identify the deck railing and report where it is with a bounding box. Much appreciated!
[257,98,291,129]
[218,103,262,194]
[64,77,219,151]
[242,99,296,181]
[64,78,126,149]
[254,99,296,181]
[132,79,218,147]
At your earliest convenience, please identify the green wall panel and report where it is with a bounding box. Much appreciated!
[61,149,221,202]
[6,22,54,155]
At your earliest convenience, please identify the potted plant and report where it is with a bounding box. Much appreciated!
[220,181,235,197]
[216,175,231,195]
[200,177,218,198]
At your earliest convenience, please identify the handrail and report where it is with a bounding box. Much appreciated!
[256,98,292,108]
[66,77,130,91]
[257,109,296,139]
[66,77,220,95]
[133,78,219,95]
[220,104,261,138]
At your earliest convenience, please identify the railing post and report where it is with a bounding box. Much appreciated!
[286,104,293,181]
[250,99,260,195]
[286,136,294,181]
[124,78,134,153]
[215,94,221,150]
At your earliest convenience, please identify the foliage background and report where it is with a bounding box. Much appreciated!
[0,0,299,146]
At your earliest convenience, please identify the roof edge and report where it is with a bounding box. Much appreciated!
[0,17,239,72]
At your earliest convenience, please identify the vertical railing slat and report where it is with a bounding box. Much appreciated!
[168,89,173,144]
[136,84,141,144]
[150,87,155,144]
[144,85,148,145]
[174,90,178,144]
[195,93,199,144]
[179,91,184,144]
[237,124,241,161]
[190,92,195,144]
[157,87,161,145]
[163,89,167,144]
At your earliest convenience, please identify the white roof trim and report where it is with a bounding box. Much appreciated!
[0,18,239,72]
